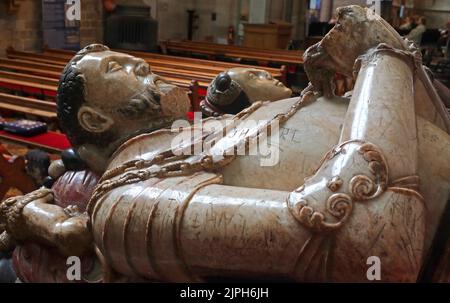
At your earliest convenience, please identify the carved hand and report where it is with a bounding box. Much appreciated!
[0,188,93,257]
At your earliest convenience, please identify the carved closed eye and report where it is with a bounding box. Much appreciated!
[154,79,165,86]
[248,72,257,79]
[327,176,343,192]
[134,62,150,76]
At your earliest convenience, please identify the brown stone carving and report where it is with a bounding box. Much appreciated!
[0,6,449,283]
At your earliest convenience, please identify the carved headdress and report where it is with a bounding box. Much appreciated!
[200,72,251,117]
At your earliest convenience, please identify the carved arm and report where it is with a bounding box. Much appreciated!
[0,188,92,257]
[288,44,426,281]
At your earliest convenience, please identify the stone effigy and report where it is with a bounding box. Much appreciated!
[200,67,292,117]
[0,6,449,282]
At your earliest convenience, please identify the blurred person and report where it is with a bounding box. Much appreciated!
[437,21,450,55]
[309,10,319,24]
[406,16,427,46]
[399,16,414,32]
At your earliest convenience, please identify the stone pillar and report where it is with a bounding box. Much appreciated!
[80,0,104,47]
[320,0,333,22]
[291,0,307,41]
[0,0,43,55]
[249,0,269,24]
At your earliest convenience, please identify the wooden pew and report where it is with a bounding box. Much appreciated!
[0,61,61,79]
[0,70,57,98]
[0,130,71,154]
[162,40,303,66]
[5,47,288,110]
[0,70,58,86]
[167,39,303,58]
[0,93,57,119]
[7,48,68,66]
[9,47,285,88]
[43,46,286,82]
[3,55,218,84]
[0,54,207,110]
[5,49,212,88]
[0,57,208,93]
[2,55,213,83]
[0,57,61,72]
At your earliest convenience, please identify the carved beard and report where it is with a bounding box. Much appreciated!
[119,84,190,121]
[118,89,161,119]
[159,85,191,119]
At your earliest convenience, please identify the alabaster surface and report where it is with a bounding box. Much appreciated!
[201,67,292,117]
[0,5,449,283]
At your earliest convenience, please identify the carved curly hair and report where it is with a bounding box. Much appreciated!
[57,44,115,148]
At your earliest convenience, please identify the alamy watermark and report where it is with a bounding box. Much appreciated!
[366,256,381,281]
[367,0,382,15]
[170,112,280,167]
[66,0,81,21]
[66,256,81,281]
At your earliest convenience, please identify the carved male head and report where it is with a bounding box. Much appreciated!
[57,44,190,150]
[201,67,292,117]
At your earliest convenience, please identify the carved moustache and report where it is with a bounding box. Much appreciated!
[118,83,191,120]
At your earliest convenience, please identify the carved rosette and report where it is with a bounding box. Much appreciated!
[287,140,389,233]
[350,143,388,200]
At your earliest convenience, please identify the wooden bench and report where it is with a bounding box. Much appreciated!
[0,58,62,78]
[1,56,214,84]
[167,39,303,58]
[0,70,58,86]
[43,46,286,82]
[0,70,57,98]
[40,48,282,80]
[7,48,68,66]
[1,52,207,110]
[0,48,221,110]
[0,93,57,119]
[162,40,303,66]
[0,130,71,154]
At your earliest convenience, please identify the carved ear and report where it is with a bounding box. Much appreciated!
[77,106,114,133]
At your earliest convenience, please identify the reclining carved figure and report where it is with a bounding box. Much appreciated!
[200,67,292,117]
[0,6,449,282]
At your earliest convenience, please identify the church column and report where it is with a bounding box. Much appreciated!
[319,0,333,22]
[248,0,269,24]
[291,0,307,41]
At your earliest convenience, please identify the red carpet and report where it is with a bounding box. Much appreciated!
[0,130,71,152]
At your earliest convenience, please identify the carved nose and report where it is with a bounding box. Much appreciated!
[135,62,150,76]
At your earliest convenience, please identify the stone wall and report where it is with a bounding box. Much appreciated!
[0,0,104,54]
[116,0,294,43]
[0,0,43,55]
[80,0,104,47]
[192,0,239,42]
[0,0,316,54]
[156,0,195,41]
[115,0,194,42]
[2,0,447,55]
[413,0,450,29]
[192,0,293,43]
